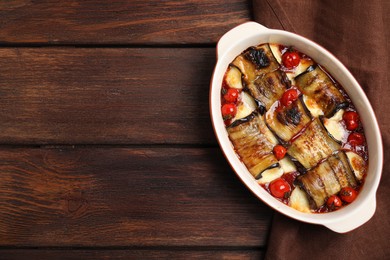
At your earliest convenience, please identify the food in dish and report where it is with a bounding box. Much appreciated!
[221,43,368,213]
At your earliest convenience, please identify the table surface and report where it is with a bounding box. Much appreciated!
[0,1,274,259]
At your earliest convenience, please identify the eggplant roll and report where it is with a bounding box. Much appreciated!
[298,152,357,208]
[232,43,280,85]
[247,70,291,110]
[287,118,340,169]
[266,98,311,142]
[227,112,278,178]
[295,65,347,117]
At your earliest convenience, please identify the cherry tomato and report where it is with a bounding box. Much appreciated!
[221,103,237,120]
[269,178,291,198]
[339,187,358,203]
[282,51,301,69]
[281,89,299,106]
[343,111,360,131]
[347,132,365,146]
[326,195,342,210]
[223,88,240,103]
[273,145,287,160]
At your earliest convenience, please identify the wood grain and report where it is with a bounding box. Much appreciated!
[0,0,251,44]
[0,147,273,247]
[0,48,217,145]
[0,249,265,260]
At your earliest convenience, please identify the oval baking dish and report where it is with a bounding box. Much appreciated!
[209,22,383,233]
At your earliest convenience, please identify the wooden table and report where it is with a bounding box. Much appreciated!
[0,1,273,258]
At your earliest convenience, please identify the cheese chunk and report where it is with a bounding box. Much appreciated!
[346,151,366,180]
[302,95,324,117]
[323,109,347,142]
[279,157,297,173]
[257,167,284,184]
[289,187,311,213]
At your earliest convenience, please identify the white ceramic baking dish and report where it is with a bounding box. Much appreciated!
[209,21,383,233]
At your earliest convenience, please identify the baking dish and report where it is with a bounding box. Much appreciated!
[209,21,383,233]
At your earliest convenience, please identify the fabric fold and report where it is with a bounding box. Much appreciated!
[252,1,389,259]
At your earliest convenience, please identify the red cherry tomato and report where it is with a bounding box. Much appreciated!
[281,89,299,106]
[273,145,287,160]
[282,51,301,69]
[223,88,240,103]
[221,103,237,120]
[269,178,291,198]
[347,132,365,146]
[326,195,342,209]
[343,111,360,131]
[339,187,358,203]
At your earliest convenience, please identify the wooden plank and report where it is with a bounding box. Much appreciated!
[0,0,251,44]
[0,147,273,247]
[0,48,217,145]
[0,248,265,260]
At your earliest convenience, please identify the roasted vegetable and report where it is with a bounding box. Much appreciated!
[246,70,291,110]
[232,43,280,84]
[295,65,347,117]
[266,98,311,142]
[298,152,357,208]
[227,112,278,178]
[287,118,340,169]
[329,152,357,188]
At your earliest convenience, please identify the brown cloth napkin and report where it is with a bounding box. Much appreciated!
[252,1,389,259]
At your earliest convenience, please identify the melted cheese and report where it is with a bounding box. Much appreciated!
[225,66,243,89]
[303,95,324,117]
[346,151,366,180]
[257,167,283,184]
[323,109,347,142]
[233,91,256,121]
[270,44,282,64]
[289,187,311,213]
[279,157,297,173]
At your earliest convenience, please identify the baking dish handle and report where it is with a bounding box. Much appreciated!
[217,22,269,59]
[324,195,376,233]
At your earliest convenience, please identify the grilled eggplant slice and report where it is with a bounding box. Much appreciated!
[287,118,340,169]
[224,65,244,89]
[227,112,278,178]
[266,98,311,142]
[232,44,279,84]
[328,152,357,188]
[295,65,347,117]
[279,156,297,173]
[314,159,341,196]
[298,152,357,209]
[246,70,291,110]
[298,169,327,208]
